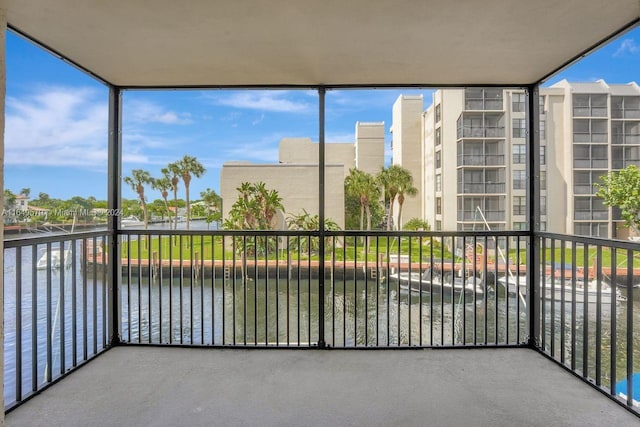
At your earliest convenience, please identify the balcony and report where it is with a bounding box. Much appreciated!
[4,229,640,424]
[3,1,640,425]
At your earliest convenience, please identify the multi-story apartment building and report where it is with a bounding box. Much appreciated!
[418,88,546,232]
[414,80,640,238]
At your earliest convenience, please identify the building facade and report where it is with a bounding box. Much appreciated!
[220,122,385,229]
[414,80,640,238]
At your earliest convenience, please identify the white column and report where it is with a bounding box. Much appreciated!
[0,2,7,424]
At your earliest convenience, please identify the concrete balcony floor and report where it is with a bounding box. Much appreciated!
[6,347,639,427]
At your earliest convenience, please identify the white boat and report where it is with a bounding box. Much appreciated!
[497,275,528,298]
[389,268,484,298]
[121,216,144,227]
[36,248,72,270]
[543,277,624,304]
[498,274,624,304]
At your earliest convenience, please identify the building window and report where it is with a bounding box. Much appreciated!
[435,127,441,146]
[539,95,545,113]
[512,93,525,113]
[513,170,526,190]
[540,120,546,140]
[435,150,441,169]
[512,119,526,138]
[435,174,442,192]
[611,96,640,119]
[574,196,608,220]
[436,197,442,215]
[573,94,607,117]
[574,222,608,238]
[513,222,527,230]
[540,171,547,191]
[435,104,441,123]
[540,196,547,214]
[435,220,442,231]
[465,88,503,110]
[512,144,526,164]
[573,144,608,169]
[540,146,546,165]
[513,196,526,216]
[540,222,547,231]
[573,119,608,143]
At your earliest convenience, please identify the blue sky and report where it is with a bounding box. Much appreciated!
[4,27,640,201]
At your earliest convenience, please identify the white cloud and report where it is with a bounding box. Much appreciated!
[213,91,312,113]
[613,38,640,57]
[126,100,193,125]
[252,113,265,126]
[5,86,110,167]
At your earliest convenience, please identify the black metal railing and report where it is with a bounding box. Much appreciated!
[535,232,640,415]
[3,231,111,410]
[118,230,529,348]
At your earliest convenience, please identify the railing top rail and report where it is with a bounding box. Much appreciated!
[3,230,111,248]
[115,229,530,238]
[536,231,640,250]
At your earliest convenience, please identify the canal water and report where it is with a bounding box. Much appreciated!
[4,241,640,407]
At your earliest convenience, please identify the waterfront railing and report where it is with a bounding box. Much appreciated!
[535,232,640,414]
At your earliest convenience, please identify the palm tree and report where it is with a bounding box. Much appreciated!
[200,188,222,229]
[345,168,380,231]
[123,169,152,229]
[151,176,173,225]
[165,163,181,230]
[177,155,206,230]
[394,167,418,230]
[376,166,400,231]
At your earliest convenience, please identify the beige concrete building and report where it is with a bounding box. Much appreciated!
[390,95,424,227]
[221,122,385,229]
[416,81,640,238]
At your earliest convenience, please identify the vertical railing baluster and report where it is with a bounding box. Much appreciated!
[550,238,556,358]
[560,239,566,365]
[461,236,466,346]
[232,236,237,345]
[93,237,98,355]
[571,241,577,371]
[179,234,184,345]
[505,236,510,344]
[222,235,227,346]
[31,245,38,392]
[16,246,22,401]
[201,235,205,345]
[137,235,142,344]
[376,235,380,347]
[102,236,107,349]
[127,236,132,343]
[441,236,445,346]
[297,236,301,346]
[430,236,434,347]
[483,236,488,345]
[46,242,52,383]
[451,236,455,346]
[169,234,174,344]
[473,235,477,345]
[609,247,617,397]
[354,236,358,346]
[243,235,247,346]
[407,235,410,347]
[515,236,520,344]
[307,236,312,346]
[541,237,546,352]
[595,245,602,386]
[71,239,77,365]
[365,235,369,346]
[419,235,423,347]
[60,241,66,375]
[286,235,291,347]
[493,236,498,346]
[276,236,280,346]
[149,235,153,343]
[158,235,163,343]
[583,243,589,378]
[265,235,269,345]
[254,235,258,346]
[82,239,88,362]
[626,249,633,407]
[397,235,401,346]
[386,236,390,347]
[190,235,195,345]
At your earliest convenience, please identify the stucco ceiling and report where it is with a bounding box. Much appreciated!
[5,0,640,87]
